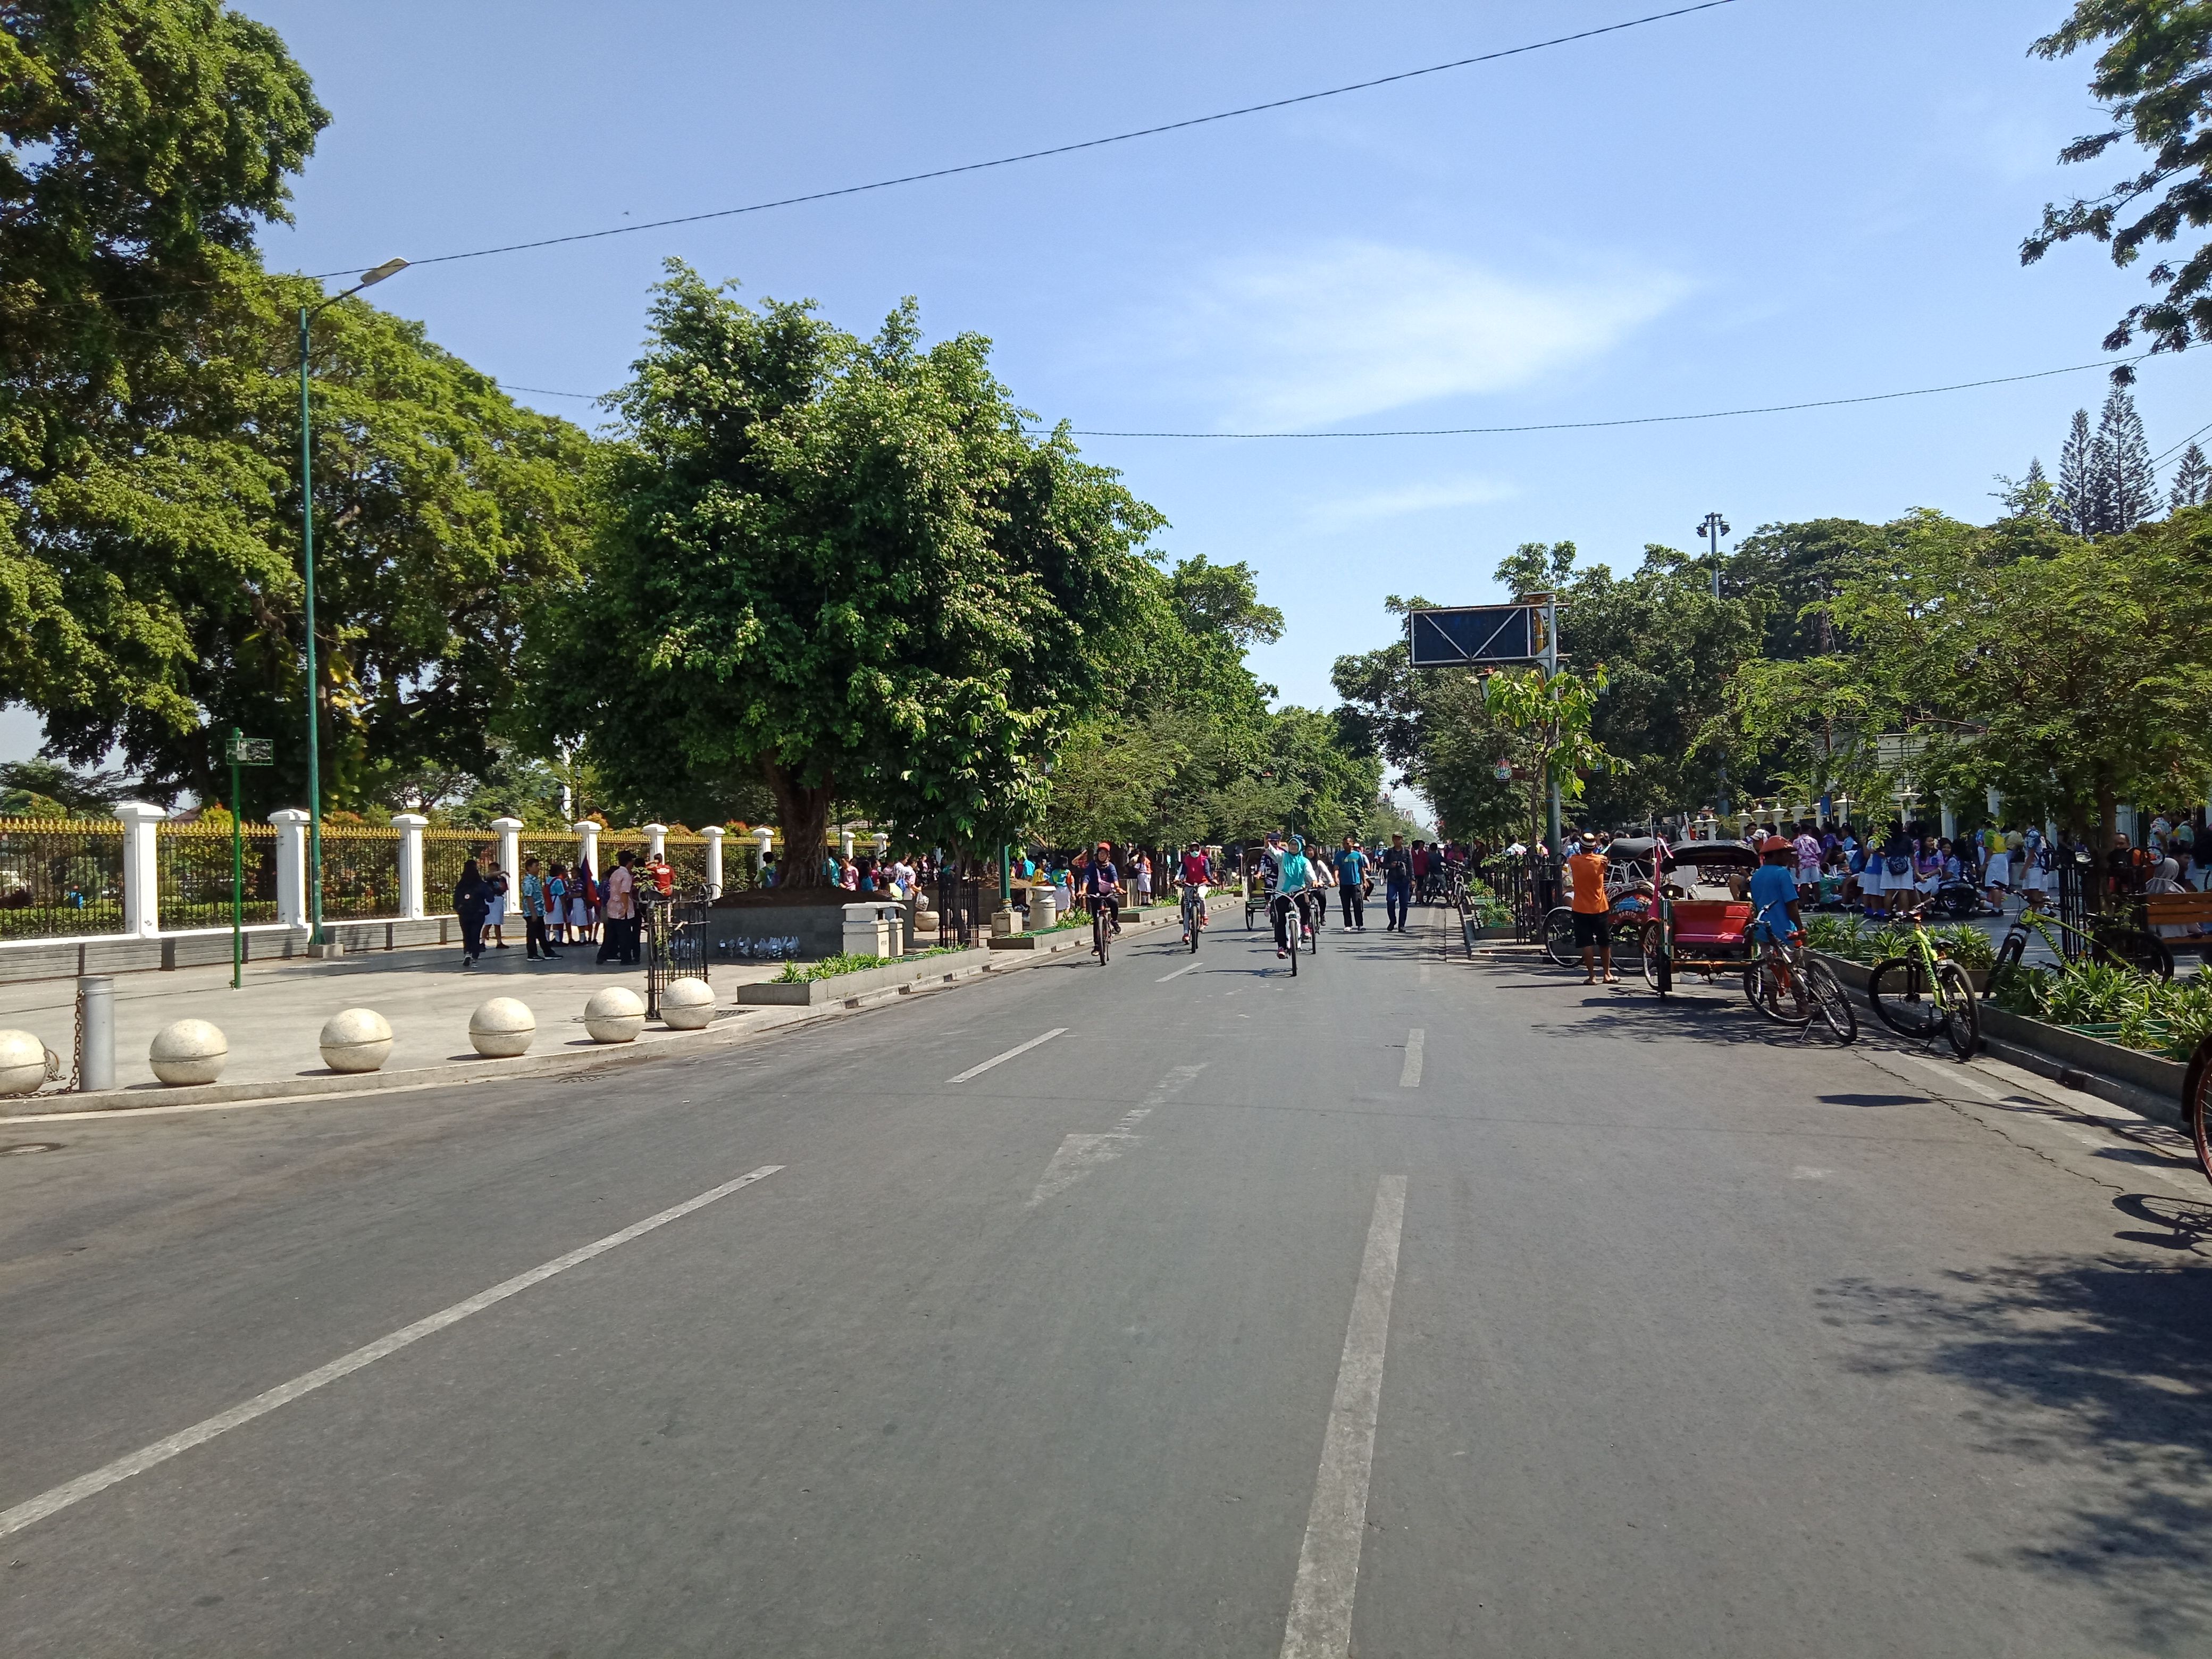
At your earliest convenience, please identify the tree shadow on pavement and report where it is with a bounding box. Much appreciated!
[1819,1251,2212,1652]
[1522,993,1831,1049]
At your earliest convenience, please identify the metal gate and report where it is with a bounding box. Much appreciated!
[935,872,991,949]
[642,890,710,1018]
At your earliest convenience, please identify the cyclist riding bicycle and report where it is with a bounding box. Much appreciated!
[1083,841,1124,936]
[1177,843,1211,940]
[1271,833,1318,959]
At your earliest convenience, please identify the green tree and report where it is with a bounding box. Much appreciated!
[545,265,1162,885]
[1482,665,1616,845]
[2023,2,2212,371]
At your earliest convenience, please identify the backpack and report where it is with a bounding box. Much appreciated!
[1884,853,1913,877]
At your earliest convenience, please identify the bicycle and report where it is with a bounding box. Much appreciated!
[1865,893,1980,1059]
[2183,1038,2212,1188]
[1178,881,1204,953]
[1090,895,1112,965]
[1992,897,2172,983]
[1745,930,1857,1044]
[1270,890,1316,976]
[1542,901,1647,971]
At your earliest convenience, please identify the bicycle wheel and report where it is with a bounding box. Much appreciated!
[1640,922,1669,993]
[1610,920,1645,969]
[1936,961,1978,1058]
[1992,929,2026,976]
[1543,907,1577,968]
[2093,927,2174,981]
[1747,957,1811,1024]
[2185,1041,2212,1185]
[1804,959,1858,1044]
[1093,908,1109,965]
[1867,956,1945,1040]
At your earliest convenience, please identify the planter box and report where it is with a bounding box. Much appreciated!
[1975,1001,2188,1102]
[735,946,993,1006]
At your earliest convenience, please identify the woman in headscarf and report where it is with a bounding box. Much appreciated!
[2147,857,2194,939]
[453,858,490,967]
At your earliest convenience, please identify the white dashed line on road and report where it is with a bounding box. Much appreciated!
[948,1028,1066,1083]
[1157,961,1203,983]
[1400,1028,1425,1089]
[1278,1173,1407,1659]
[0,1164,785,1541]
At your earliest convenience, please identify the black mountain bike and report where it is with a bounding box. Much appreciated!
[1992,900,2171,982]
[1091,896,1112,965]
[1179,882,1204,953]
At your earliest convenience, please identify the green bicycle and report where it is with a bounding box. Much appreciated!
[1866,893,1980,1059]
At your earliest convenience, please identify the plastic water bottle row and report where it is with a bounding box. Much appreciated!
[716,935,803,960]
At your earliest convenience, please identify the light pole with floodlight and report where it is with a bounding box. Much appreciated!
[299,257,407,950]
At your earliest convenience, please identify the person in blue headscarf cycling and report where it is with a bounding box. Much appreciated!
[1272,834,1318,958]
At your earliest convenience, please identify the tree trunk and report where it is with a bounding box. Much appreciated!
[763,758,834,889]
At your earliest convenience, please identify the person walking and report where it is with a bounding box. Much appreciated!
[453,858,490,968]
[598,850,639,964]
[520,856,558,960]
[545,862,569,946]
[1381,833,1413,931]
[1335,835,1369,928]
[483,859,510,949]
[570,860,598,943]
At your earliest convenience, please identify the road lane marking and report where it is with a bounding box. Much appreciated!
[948,1027,1066,1082]
[1157,961,1203,983]
[1399,1028,1424,1089]
[0,1164,784,1541]
[1900,1052,2003,1100]
[1279,1174,1407,1659]
[1027,1064,1205,1206]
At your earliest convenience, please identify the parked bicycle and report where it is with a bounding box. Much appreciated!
[1745,931,1858,1044]
[1992,898,2172,983]
[2183,1039,2212,1188]
[1865,893,1980,1059]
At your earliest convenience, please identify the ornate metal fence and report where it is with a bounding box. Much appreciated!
[663,834,711,893]
[642,891,711,1018]
[421,830,490,912]
[0,818,125,937]
[934,871,991,949]
[316,826,401,919]
[157,822,279,927]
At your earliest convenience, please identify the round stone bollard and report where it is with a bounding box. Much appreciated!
[658,977,716,1030]
[583,985,647,1044]
[0,1028,52,1095]
[319,1008,393,1074]
[468,997,535,1058]
[149,1018,228,1086]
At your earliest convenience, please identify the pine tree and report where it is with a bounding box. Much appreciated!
[1993,457,2058,521]
[2098,386,2157,531]
[2057,408,2094,535]
[2173,443,2212,512]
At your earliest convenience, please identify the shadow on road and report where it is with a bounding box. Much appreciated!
[1820,1251,2212,1650]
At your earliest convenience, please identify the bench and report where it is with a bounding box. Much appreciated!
[1670,899,1753,948]
[2142,892,2212,944]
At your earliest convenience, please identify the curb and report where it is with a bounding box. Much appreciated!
[5,910,1179,1122]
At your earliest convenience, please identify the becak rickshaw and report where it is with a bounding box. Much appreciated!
[1541,835,1660,969]
[1640,839,1764,995]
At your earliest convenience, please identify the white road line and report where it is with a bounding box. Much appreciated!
[947,1027,1066,1083]
[1027,1064,1205,1207]
[1399,1028,1425,1089]
[1900,1052,2003,1100]
[1157,961,1203,983]
[1279,1174,1407,1659]
[0,1164,783,1541]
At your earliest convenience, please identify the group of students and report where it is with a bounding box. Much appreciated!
[450,846,682,968]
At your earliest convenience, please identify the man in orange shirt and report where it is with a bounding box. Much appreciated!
[1566,830,1615,985]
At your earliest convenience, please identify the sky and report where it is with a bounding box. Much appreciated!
[9,0,2205,763]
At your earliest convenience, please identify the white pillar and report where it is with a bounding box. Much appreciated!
[271,808,310,930]
[391,813,429,920]
[574,820,601,879]
[490,817,523,884]
[644,822,668,860]
[837,823,854,859]
[1940,805,1957,840]
[872,831,889,858]
[753,825,774,861]
[702,827,724,898]
[1987,786,2002,820]
[114,801,166,939]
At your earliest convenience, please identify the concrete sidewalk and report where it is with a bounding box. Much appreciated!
[0,939,795,1105]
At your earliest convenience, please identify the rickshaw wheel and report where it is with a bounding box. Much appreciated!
[1639,923,1669,993]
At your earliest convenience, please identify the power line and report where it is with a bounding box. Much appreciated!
[2149,416,2212,471]
[309,2,1741,278]
[1024,355,2156,438]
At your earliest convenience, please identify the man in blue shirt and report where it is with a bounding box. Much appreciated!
[1749,835,1804,946]
[1335,836,1370,929]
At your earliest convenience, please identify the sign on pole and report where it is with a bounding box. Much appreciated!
[1406,604,1549,668]
[228,732,272,988]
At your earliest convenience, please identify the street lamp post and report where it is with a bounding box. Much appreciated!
[299,257,407,950]
[1696,510,1733,815]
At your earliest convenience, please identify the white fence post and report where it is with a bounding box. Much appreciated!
[574,820,601,882]
[701,826,724,898]
[270,809,310,931]
[490,817,523,887]
[644,822,668,861]
[113,802,166,939]
[391,813,428,919]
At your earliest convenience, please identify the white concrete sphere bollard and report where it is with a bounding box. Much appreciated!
[149,1019,228,1086]
[658,977,716,1030]
[583,985,647,1044]
[0,1028,51,1095]
[319,1008,393,1074]
[468,997,535,1058]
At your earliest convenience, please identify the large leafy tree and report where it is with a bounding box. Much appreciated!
[2023,1,2212,371]
[546,265,1162,884]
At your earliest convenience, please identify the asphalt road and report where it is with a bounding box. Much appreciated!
[3,904,2209,1656]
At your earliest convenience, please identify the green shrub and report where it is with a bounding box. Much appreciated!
[1803,915,1865,960]
[1930,924,1996,970]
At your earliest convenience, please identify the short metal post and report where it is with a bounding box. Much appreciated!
[77,975,114,1092]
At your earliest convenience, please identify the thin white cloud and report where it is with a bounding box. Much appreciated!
[1303,475,1516,530]
[1155,241,1687,429]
